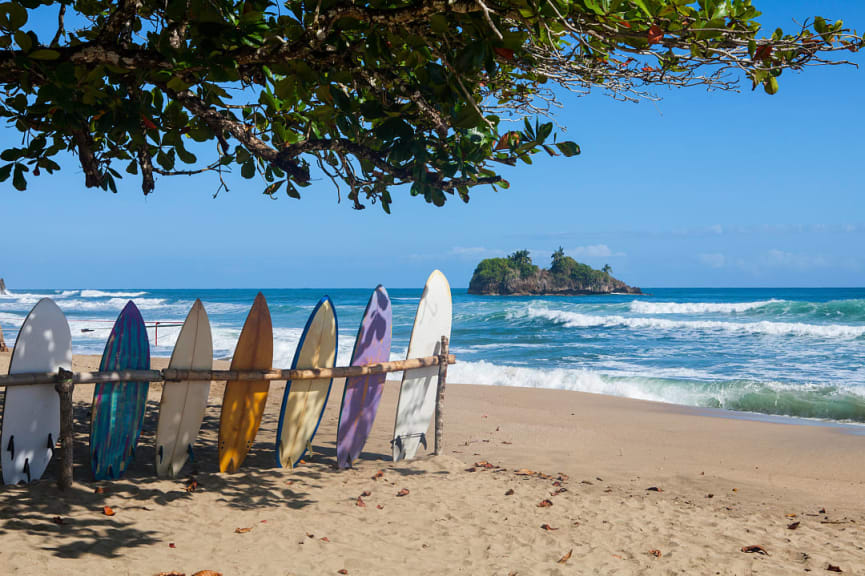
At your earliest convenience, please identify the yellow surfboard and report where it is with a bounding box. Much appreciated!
[218,293,273,473]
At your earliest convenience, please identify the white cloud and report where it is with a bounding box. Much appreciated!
[698,253,726,268]
[764,249,829,270]
[568,244,625,259]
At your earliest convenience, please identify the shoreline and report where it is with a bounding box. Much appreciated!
[0,352,863,572]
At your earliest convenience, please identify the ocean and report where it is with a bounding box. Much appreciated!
[1,287,864,423]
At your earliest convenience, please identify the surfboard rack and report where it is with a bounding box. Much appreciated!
[0,339,455,490]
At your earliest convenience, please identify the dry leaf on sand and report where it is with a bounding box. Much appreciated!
[185,479,198,492]
[505,489,515,496]
[94,486,106,494]
[540,524,558,531]
[156,572,185,576]
[192,571,222,576]
[320,537,330,542]
[557,549,573,564]
[372,470,384,480]
[741,545,769,556]
[51,516,64,525]
[234,527,252,534]
[337,570,348,575]
[788,521,801,530]
[397,488,410,497]
[537,499,553,508]
[102,506,116,516]
[356,496,366,507]
[648,549,662,558]
[515,469,535,476]
[646,487,663,492]
[826,565,843,573]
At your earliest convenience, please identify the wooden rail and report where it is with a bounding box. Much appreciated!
[0,338,455,490]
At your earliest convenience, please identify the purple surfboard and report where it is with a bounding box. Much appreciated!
[336,285,392,469]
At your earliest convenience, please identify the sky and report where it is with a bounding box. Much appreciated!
[1,1,864,289]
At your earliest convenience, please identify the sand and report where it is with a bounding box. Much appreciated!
[0,351,864,575]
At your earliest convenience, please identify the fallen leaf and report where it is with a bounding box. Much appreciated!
[551,487,568,496]
[827,564,843,573]
[475,461,495,469]
[706,494,714,499]
[537,499,553,508]
[185,479,198,493]
[361,490,371,497]
[234,527,252,534]
[337,570,348,575]
[612,554,623,560]
[541,524,558,531]
[94,486,106,494]
[191,572,221,576]
[320,537,330,542]
[376,504,384,510]
[102,506,116,516]
[515,468,535,476]
[552,481,562,487]
[819,508,827,514]
[157,572,185,576]
[741,545,769,556]
[580,480,593,485]
[788,521,801,530]
[505,489,515,496]
[397,488,410,497]
[306,533,315,539]
[732,488,739,492]
[356,496,366,507]
[372,470,384,480]
[785,513,798,518]
[51,516,64,525]
[465,467,477,473]
[648,549,662,558]
[501,441,513,445]
[260,520,267,523]
[557,549,573,564]
[168,543,176,549]
[646,487,663,492]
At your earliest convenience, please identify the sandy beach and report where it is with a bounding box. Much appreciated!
[1,351,864,575]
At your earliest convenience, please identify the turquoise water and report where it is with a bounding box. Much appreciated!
[1,287,864,423]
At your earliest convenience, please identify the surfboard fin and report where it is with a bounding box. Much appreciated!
[47,433,54,452]
[391,436,403,451]
[158,445,164,464]
[306,441,315,459]
[419,433,427,450]
[6,435,14,459]
[187,444,194,462]
[23,458,30,483]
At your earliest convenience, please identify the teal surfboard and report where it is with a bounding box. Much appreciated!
[90,301,150,480]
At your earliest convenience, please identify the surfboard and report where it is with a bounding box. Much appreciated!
[392,270,452,461]
[155,299,213,478]
[90,301,150,480]
[1,298,71,484]
[218,293,272,473]
[336,286,391,469]
[276,297,337,468]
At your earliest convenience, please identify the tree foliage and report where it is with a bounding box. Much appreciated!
[0,1,861,210]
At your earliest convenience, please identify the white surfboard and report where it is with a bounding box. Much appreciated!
[1,298,71,484]
[155,299,213,478]
[393,270,452,461]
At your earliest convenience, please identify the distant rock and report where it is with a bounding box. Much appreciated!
[468,249,641,296]
[0,278,5,295]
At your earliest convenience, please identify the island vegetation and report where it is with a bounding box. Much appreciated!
[468,248,641,295]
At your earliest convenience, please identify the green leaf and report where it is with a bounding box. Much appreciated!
[0,163,11,182]
[28,49,60,60]
[241,159,255,178]
[555,141,581,157]
[12,164,26,190]
[14,30,30,52]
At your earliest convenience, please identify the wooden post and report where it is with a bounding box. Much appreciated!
[434,335,449,456]
[54,368,75,490]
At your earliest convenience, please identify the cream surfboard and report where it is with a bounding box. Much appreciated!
[276,297,337,468]
[392,270,452,461]
[155,299,213,478]
[2,298,71,484]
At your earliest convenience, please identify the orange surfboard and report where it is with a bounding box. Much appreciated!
[218,293,273,473]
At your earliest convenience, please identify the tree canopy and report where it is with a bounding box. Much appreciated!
[0,1,861,211]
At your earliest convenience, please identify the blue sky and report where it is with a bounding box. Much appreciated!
[1,1,863,289]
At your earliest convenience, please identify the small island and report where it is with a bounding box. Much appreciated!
[468,248,642,296]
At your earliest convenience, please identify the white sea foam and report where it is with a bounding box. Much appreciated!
[630,300,781,315]
[522,305,865,340]
[80,290,148,298]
